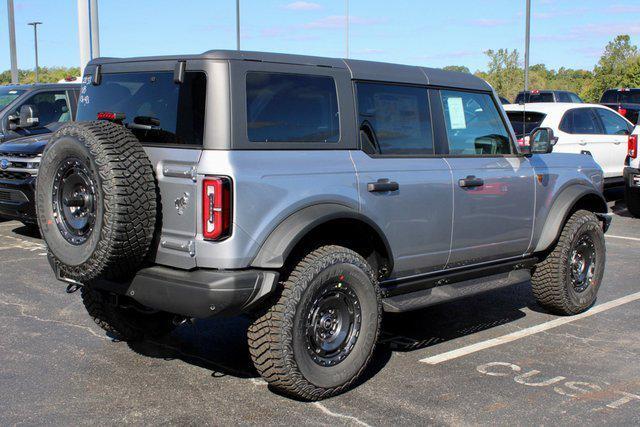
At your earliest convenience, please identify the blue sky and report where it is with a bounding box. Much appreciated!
[1,0,640,73]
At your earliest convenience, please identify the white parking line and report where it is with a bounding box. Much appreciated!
[420,291,640,365]
[606,235,640,242]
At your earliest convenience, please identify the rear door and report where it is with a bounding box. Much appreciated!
[351,83,453,278]
[77,64,206,268]
[556,107,612,172]
[437,89,535,268]
[594,107,633,178]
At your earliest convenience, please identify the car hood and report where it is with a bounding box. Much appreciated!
[0,134,50,155]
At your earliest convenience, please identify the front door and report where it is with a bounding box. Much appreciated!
[437,89,535,268]
[352,82,453,279]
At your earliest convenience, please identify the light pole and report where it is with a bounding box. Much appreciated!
[28,21,42,83]
[345,0,349,58]
[236,0,240,50]
[7,0,19,84]
[524,0,531,92]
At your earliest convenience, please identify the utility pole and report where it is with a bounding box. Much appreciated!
[7,0,19,84]
[28,22,42,83]
[236,0,240,50]
[345,0,349,58]
[524,0,531,92]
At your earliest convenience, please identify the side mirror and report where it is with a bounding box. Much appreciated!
[529,127,557,154]
[18,104,39,129]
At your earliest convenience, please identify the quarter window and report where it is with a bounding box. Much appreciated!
[559,108,602,135]
[246,72,339,143]
[440,90,512,155]
[356,82,433,155]
[595,108,631,135]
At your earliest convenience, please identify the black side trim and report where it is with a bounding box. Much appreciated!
[381,257,538,298]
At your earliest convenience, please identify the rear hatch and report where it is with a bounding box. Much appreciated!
[76,69,206,269]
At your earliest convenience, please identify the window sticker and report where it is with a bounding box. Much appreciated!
[447,97,467,130]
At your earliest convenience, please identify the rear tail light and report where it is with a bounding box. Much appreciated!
[618,106,628,117]
[203,177,232,241]
[629,134,638,159]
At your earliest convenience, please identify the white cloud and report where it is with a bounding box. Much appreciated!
[283,1,322,11]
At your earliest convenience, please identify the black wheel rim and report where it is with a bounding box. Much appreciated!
[52,157,97,245]
[305,277,361,367]
[570,234,596,293]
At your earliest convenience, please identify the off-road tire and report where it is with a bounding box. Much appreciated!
[81,287,175,341]
[625,184,640,218]
[531,210,605,315]
[248,245,382,401]
[36,121,157,283]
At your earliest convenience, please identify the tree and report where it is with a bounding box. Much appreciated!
[0,66,80,85]
[443,65,470,74]
[583,35,639,102]
[477,49,523,101]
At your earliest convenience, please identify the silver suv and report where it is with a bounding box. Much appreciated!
[36,51,611,400]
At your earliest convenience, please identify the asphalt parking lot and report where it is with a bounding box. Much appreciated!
[1,194,639,425]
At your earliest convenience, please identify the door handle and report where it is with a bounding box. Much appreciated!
[367,179,399,192]
[613,141,621,145]
[578,140,587,146]
[458,176,484,188]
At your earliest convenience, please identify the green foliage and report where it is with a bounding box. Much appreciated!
[0,66,80,85]
[457,34,640,104]
[443,65,471,74]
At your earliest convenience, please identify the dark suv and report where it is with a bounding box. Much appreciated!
[515,90,583,104]
[0,83,80,224]
[600,88,640,125]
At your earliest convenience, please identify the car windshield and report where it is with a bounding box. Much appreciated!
[507,111,547,138]
[0,87,25,110]
[515,92,555,103]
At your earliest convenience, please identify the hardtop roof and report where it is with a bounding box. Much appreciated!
[88,49,491,91]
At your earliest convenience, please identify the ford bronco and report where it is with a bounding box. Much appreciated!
[36,51,610,400]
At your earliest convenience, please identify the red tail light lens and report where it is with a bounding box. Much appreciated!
[629,134,638,159]
[618,106,628,117]
[203,177,232,241]
[97,111,125,122]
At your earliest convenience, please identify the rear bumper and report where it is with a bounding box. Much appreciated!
[0,176,37,223]
[625,167,640,189]
[90,265,279,319]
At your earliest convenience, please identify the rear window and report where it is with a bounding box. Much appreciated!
[515,92,555,103]
[246,72,339,143]
[507,111,547,138]
[618,90,640,104]
[77,71,206,146]
[600,90,618,104]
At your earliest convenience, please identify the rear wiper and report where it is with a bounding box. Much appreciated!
[127,116,161,131]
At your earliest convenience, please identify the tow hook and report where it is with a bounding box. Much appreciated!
[65,283,82,294]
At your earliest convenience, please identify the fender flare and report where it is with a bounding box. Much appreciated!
[534,185,607,253]
[250,203,393,269]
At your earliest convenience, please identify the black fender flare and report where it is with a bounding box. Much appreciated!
[250,203,393,270]
[534,185,608,253]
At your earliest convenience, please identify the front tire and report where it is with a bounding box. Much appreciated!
[531,210,605,315]
[248,245,382,400]
[625,184,640,218]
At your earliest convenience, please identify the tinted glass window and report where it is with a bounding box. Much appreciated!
[246,72,339,143]
[557,92,571,102]
[569,93,583,103]
[619,90,640,104]
[560,108,601,134]
[19,91,72,127]
[0,88,25,110]
[441,90,512,155]
[515,92,555,103]
[600,90,618,103]
[507,111,547,138]
[356,83,433,155]
[77,71,206,146]
[595,108,631,135]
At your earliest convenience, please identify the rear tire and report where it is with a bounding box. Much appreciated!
[248,245,382,401]
[625,184,640,218]
[81,287,176,341]
[531,210,605,315]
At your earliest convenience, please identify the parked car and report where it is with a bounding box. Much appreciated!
[37,51,609,401]
[0,83,80,143]
[514,90,583,104]
[600,88,640,125]
[625,125,640,217]
[499,96,511,105]
[504,103,634,187]
[0,83,80,223]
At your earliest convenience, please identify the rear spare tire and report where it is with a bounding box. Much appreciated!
[36,121,157,283]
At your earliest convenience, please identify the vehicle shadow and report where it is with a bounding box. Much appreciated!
[126,280,539,389]
[610,200,632,218]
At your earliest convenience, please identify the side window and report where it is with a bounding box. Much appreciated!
[595,108,631,135]
[569,93,583,103]
[18,91,71,127]
[440,90,512,155]
[355,82,433,155]
[560,108,601,135]
[557,92,571,102]
[246,72,339,143]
